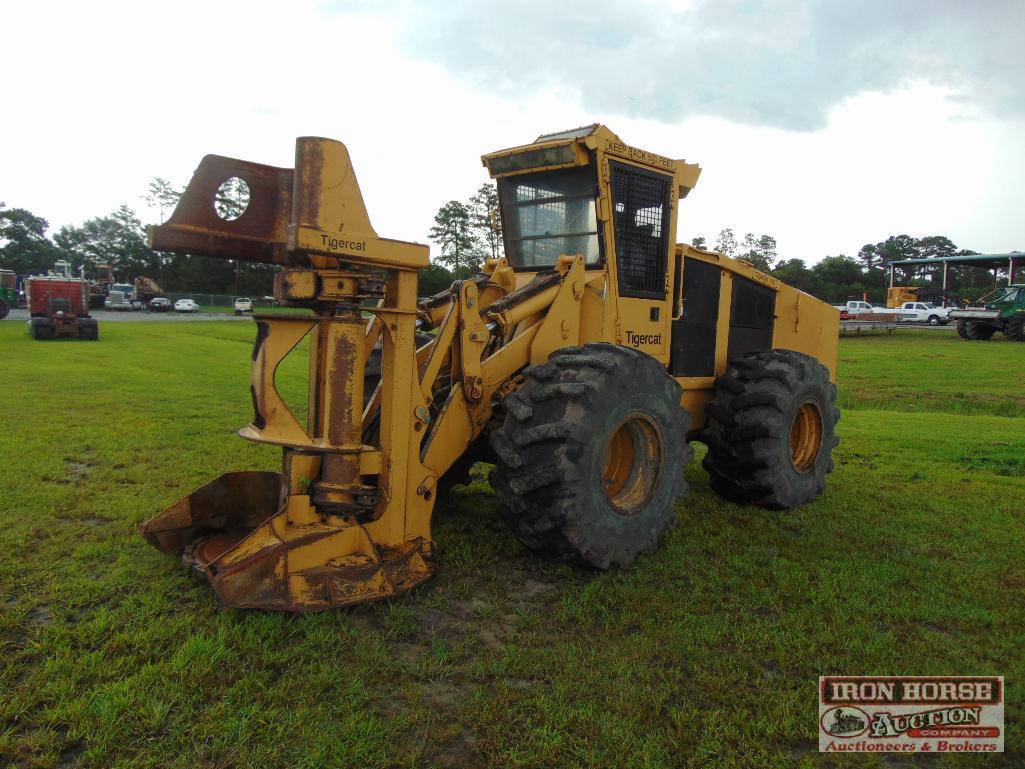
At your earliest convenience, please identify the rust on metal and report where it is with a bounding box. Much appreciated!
[292,138,325,228]
[139,471,282,554]
[149,154,294,264]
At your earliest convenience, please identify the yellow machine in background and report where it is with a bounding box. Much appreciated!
[887,286,922,307]
[140,125,840,610]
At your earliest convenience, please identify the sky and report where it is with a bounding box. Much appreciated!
[2,0,1023,264]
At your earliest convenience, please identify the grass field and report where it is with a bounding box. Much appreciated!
[1,322,1024,768]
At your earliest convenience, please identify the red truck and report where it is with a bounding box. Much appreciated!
[25,265,99,340]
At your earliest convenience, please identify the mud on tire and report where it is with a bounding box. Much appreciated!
[702,349,839,510]
[489,343,693,569]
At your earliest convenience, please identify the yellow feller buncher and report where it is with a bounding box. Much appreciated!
[140,125,840,611]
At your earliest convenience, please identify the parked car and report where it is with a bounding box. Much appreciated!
[233,297,254,315]
[896,301,952,326]
[174,298,199,313]
[149,297,172,312]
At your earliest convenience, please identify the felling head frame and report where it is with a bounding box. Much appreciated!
[141,137,443,610]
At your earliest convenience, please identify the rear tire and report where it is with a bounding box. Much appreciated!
[1004,314,1025,342]
[79,321,99,341]
[490,343,692,568]
[957,320,995,340]
[702,349,839,509]
[30,318,54,340]
[0,298,9,319]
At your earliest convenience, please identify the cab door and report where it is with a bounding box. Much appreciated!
[605,160,675,362]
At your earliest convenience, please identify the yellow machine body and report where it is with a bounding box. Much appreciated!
[140,125,839,610]
[887,286,922,307]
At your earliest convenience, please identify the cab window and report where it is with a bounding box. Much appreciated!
[499,166,601,270]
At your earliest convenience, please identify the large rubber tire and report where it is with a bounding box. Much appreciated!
[78,320,99,341]
[489,343,692,568]
[0,298,9,319]
[958,320,996,340]
[702,349,839,510]
[1004,314,1025,342]
[30,318,54,340]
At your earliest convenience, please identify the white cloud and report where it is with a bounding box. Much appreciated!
[1,0,1022,267]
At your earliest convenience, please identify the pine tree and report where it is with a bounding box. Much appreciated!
[468,183,502,262]
[429,200,478,276]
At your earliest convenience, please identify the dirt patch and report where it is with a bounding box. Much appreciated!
[784,744,816,761]
[507,578,555,604]
[999,572,1025,590]
[916,620,956,635]
[394,642,428,666]
[29,605,53,626]
[421,728,483,769]
[57,738,85,768]
[420,679,466,709]
[64,459,94,479]
[57,515,110,527]
[449,597,491,620]
[478,627,502,650]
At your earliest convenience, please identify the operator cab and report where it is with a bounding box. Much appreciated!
[482,124,701,360]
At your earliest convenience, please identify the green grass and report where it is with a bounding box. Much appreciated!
[837,329,1025,417]
[1,325,1023,768]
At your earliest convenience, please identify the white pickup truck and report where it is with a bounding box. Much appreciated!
[894,301,952,326]
[833,300,890,317]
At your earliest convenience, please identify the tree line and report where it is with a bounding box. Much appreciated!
[1,179,1011,305]
[691,228,1003,304]
[0,177,275,297]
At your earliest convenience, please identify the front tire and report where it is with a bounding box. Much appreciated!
[1004,314,1025,342]
[490,343,692,568]
[0,298,9,319]
[702,349,839,509]
[957,320,995,340]
[30,317,54,340]
[927,315,940,326]
[78,320,99,341]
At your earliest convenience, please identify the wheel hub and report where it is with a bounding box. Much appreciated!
[602,414,663,515]
[789,401,823,473]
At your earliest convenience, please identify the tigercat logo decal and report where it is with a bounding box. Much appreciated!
[320,233,367,253]
[625,331,662,348]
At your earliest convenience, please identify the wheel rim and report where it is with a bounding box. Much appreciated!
[602,413,662,515]
[789,401,823,473]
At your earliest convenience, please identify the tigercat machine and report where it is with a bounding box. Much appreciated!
[140,125,840,610]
